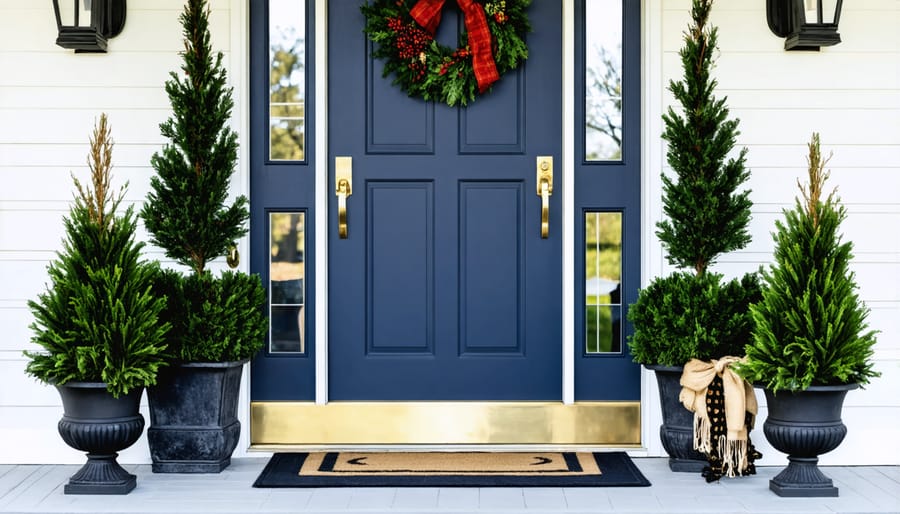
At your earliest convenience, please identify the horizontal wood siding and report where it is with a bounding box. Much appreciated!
[0,0,896,465]
[0,0,243,464]
[647,0,900,465]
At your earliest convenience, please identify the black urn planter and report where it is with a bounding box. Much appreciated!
[55,382,144,495]
[147,360,245,473]
[762,384,857,497]
[647,365,707,472]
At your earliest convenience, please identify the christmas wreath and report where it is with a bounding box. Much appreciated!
[361,0,531,107]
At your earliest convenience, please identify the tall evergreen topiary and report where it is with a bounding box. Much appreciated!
[25,114,168,397]
[142,0,266,363]
[657,0,752,276]
[141,0,247,275]
[738,134,878,392]
[627,0,759,366]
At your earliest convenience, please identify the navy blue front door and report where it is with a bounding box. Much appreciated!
[328,1,562,400]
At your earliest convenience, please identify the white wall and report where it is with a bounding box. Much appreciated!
[0,0,897,466]
[642,0,900,465]
[0,0,249,464]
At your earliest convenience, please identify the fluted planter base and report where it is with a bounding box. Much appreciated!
[762,384,857,497]
[55,383,144,495]
[769,457,837,497]
[647,365,707,473]
[64,454,137,494]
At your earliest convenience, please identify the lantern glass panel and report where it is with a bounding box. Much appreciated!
[804,0,839,24]
[57,0,93,27]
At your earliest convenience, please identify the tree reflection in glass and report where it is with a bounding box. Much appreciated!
[585,0,623,161]
[585,212,622,353]
[269,0,306,161]
[269,212,305,353]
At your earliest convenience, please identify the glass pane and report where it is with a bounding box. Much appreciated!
[56,0,92,28]
[586,305,622,353]
[585,0,623,161]
[270,212,305,353]
[805,0,838,24]
[271,306,304,353]
[585,212,623,354]
[269,0,306,161]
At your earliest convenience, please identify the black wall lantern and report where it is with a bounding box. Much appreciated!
[767,0,843,51]
[52,0,127,53]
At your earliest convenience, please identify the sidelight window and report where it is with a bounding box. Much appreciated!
[584,211,623,354]
[269,0,306,161]
[269,212,306,353]
[584,0,623,162]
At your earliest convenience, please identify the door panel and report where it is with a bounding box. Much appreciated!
[367,181,434,354]
[328,0,562,401]
[250,0,316,401]
[459,181,525,353]
[574,0,641,400]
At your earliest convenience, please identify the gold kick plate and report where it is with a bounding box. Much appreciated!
[335,156,352,239]
[536,156,553,239]
[250,401,641,446]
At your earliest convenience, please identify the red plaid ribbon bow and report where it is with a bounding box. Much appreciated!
[410,0,500,93]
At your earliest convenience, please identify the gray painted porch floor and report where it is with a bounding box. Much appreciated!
[1,458,898,514]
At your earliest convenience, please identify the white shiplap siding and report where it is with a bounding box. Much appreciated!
[0,0,896,466]
[0,0,243,464]
[648,0,900,465]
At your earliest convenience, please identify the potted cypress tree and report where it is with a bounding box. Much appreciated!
[626,0,759,472]
[736,134,878,497]
[141,0,267,473]
[25,114,168,494]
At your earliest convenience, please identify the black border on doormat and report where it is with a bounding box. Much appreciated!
[252,452,651,487]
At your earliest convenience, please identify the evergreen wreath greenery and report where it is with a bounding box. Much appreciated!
[25,114,169,398]
[361,0,530,106]
[737,134,879,392]
[141,0,266,363]
[627,0,758,367]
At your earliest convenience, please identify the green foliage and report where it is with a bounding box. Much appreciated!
[140,0,267,364]
[736,134,878,392]
[141,0,248,275]
[627,0,755,368]
[153,269,267,363]
[361,0,530,106]
[25,115,168,398]
[627,271,761,366]
[657,0,752,275]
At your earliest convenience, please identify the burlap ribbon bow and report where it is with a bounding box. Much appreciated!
[679,357,758,476]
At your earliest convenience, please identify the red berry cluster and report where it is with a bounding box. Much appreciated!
[408,61,427,81]
[438,47,471,76]
[388,17,433,61]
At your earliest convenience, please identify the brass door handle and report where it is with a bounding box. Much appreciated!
[536,156,553,239]
[337,179,350,238]
[336,157,352,239]
[539,179,550,239]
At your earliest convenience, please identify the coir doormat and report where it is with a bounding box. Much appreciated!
[253,451,651,487]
